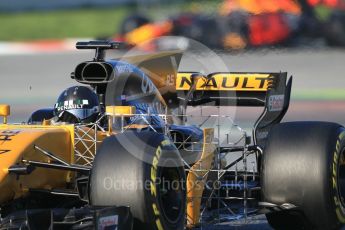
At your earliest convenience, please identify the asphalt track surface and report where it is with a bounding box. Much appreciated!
[1,49,345,229]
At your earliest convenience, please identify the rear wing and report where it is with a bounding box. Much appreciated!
[176,72,274,106]
[122,51,290,108]
[173,72,292,147]
[123,51,292,146]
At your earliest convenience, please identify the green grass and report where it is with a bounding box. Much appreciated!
[0,7,131,41]
[0,1,224,41]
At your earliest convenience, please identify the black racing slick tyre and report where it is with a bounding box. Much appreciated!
[89,131,186,230]
[261,122,345,230]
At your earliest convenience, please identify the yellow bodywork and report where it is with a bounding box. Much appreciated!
[0,124,75,204]
[0,109,214,226]
[0,104,10,124]
[105,106,136,116]
[0,105,10,117]
[0,106,143,205]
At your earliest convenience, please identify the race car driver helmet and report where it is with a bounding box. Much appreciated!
[54,86,100,124]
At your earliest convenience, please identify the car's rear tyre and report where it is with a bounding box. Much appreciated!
[262,122,345,230]
[89,131,186,230]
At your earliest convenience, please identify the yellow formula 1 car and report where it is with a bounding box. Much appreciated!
[0,41,344,230]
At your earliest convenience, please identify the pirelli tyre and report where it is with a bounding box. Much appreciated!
[89,131,186,230]
[261,122,345,230]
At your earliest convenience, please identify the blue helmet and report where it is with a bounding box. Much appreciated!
[54,86,100,123]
